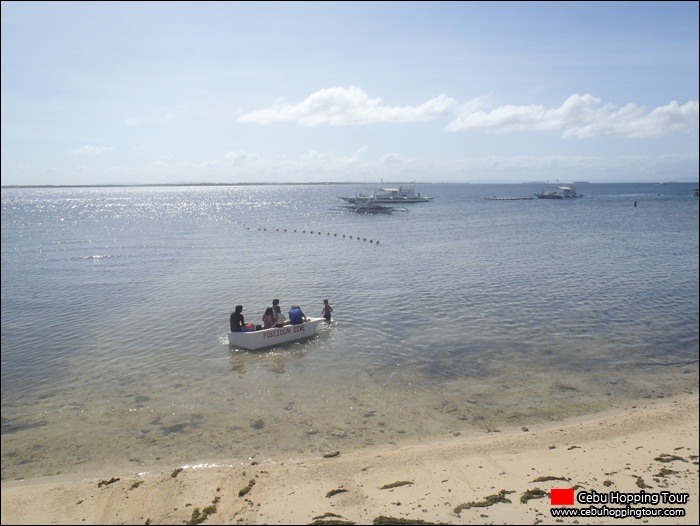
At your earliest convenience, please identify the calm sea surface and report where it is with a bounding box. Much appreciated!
[2,183,698,481]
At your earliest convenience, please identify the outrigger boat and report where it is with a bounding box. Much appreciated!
[228,317,325,350]
[339,183,435,204]
[331,196,408,214]
[533,185,584,199]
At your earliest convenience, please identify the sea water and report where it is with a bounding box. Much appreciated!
[1,183,698,481]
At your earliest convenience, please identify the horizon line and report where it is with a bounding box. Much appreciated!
[3,180,699,189]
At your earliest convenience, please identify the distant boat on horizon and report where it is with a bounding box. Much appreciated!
[533,185,584,199]
[338,183,436,204]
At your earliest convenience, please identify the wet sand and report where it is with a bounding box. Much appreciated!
[1,395,697,525]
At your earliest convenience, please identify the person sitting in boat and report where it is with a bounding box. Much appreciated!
[262,307,276,329]
[274,305,287,327]
[230,305,254,332]
[288,305,308,325]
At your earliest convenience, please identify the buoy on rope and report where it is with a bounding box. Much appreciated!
[238,219,381,247]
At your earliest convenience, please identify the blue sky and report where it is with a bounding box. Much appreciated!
[1,1,698,185]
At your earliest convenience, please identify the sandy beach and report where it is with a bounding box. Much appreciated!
[2,395,697,525]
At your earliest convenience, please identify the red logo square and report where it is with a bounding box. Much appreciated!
[550,488,575,505]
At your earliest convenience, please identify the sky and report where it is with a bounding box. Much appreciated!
[1,1,698,186]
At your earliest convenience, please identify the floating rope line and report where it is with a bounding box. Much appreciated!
[232,220,379,244]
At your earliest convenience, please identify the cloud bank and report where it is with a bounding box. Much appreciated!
[447,94,699,138]
[70,146,114,156]
[240,87,699,139]
[238,86,457,126]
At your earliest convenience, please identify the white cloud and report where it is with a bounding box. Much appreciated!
[564,100,700,139]
[446,94,699,139]
[145,161,166,171]
[348,147,369,162]
[239,87,698,139]
[299,150,331,161]
[379,153,406,167]
[224,150,258,162]
[238,86,458,126]
[70,146,114,156]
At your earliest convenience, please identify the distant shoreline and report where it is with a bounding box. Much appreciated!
[1,182,365,189]
[2,181,698,189]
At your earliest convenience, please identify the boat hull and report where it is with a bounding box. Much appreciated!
[345,206,396,214]
[533,186,583,199]
[482,197,534,201]
[339,195,434,204]
[335,202,408,214]
[338,185,435,204]
[228,317,324,350]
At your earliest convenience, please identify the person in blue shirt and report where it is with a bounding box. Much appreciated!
[288,305,307,325]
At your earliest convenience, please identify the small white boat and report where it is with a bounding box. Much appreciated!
[228,317,325,350]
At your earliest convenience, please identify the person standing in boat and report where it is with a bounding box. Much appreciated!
[230,305,253,332]
[272,298,286,327]
[321,299,333,322]
[274,305,287,327]
[288,305,308,325]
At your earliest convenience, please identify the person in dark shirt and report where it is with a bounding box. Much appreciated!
[321,299,333,322]
[288,305,307,325]
[230,304,249,332]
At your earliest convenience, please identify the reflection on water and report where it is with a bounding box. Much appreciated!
[229,348,307,376]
